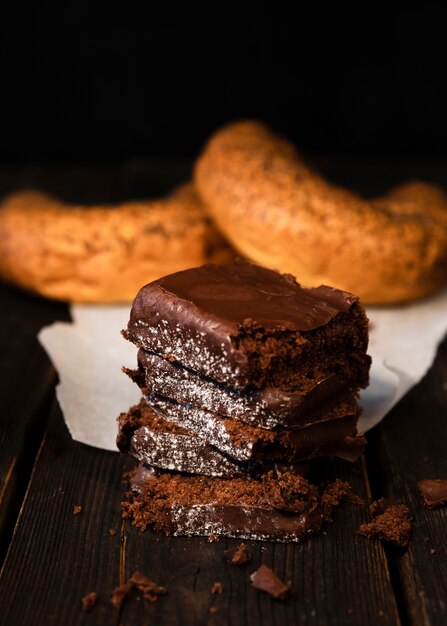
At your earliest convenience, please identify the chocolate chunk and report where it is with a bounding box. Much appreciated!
[81,591,97,611]
[417,479,447,509]
[224,543,252,565]
[126,259,370,390]
[358,498,412,547]
[250,564,290,600]
[134,350,351,429]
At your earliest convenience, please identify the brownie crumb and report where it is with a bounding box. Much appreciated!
[128,571,167,602]
[211,581,223,594]
[321,479,363,521]
[111,571,166,608]
[417,479,447,509]
[73,505,82,515]
[109,529,117,536]
[262,471,318,513]
[111,582,132,609]
[224,543,252,566]
[208,534,220,543]
[250,564,290,600]
[430,548,437,555]
[358,498,412,547]
[81,591,97,611]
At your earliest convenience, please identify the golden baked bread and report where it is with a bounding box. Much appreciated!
[195,121,447,304]
[0,184,233,303]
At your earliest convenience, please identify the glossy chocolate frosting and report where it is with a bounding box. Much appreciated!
[127,260,364,389]
[130,259,357,332]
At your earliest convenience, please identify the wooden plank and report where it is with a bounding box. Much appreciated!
[0,396,400,625]
[0,401,126,625]
[0,283,69,556]
[367,337,447,626]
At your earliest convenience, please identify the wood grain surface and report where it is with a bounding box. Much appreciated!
[368,338,447,626]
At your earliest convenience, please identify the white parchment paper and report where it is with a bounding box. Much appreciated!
[38,290,447,452]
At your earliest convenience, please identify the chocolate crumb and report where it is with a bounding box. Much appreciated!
[111,582,132,609]
[262,471,318,513]
[224,543,252,566]
[211,582,223,594]
[321,479,363,521]
[73,505,82,515]
[250,564,290,600]
[417,479,447,509]
[81,591,97,611]
[128,571,167,602]
[430,548,436,555]
[358,498,412,547]
[111,571,166,608]
[209,606,219,614]
[208,534,220,543]
[109,529,117,536]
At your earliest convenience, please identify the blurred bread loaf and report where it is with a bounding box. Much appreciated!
[195,121,447,304]
[0,183,233,303]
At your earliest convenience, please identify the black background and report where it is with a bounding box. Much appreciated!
[1,6,446,163]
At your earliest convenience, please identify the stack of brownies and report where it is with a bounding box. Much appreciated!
[117,259,371,541]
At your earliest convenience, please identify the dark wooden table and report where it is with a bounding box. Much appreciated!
[0,160,446,626]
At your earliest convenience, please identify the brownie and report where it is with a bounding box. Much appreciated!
[125,259,371,390]
[122,467,324,542]
[129,350,352,429]
[145,393,365,463]
[118,401,311,478]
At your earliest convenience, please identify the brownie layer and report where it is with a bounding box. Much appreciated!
[123,465,324,542]
[118,400,311,478]
[125,259,371,390]
[145,393,365,463]
[130,350,352,429]
[117,400,244,477]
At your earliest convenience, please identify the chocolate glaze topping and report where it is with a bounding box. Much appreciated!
[127,260,366,389]
[130,259,357,332]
